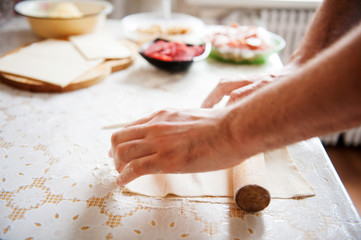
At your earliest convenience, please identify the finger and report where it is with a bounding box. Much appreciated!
[227,80,270,106]
[201,80,252,108]
[113,139,156,173]
[116,155,159,186]
[110,126,146,157]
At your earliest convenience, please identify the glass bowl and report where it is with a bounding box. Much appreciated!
[208,26,286,64]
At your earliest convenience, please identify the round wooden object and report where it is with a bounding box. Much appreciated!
[0,39,138,92]
[0,58,132,93]
[232,153,271,212]
[235,185,271,212]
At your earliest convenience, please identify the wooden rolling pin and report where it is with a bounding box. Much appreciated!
[233,153,271,212]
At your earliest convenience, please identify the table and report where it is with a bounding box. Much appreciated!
[1,18,360,240]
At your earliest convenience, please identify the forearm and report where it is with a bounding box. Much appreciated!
[289,0,361,65]
[226,23,361,160]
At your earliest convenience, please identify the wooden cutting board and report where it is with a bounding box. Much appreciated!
[0,40,137,93]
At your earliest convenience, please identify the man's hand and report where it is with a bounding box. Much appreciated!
[110,108,240,186]
[201,64,298,108]
[201,74,275,108]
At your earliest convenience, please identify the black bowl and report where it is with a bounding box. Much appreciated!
[139,38,211,73]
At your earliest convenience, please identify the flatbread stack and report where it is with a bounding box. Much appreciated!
[0,34,134,92]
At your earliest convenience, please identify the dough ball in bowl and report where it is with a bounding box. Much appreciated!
[15,0,113,38]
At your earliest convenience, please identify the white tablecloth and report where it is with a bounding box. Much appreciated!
[0,18,360,240]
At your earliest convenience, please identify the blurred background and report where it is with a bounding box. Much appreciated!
[1,0,360,214]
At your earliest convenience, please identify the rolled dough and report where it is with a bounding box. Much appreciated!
[124,147,315,199]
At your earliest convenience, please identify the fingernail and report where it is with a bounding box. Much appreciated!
[116,176,121,185]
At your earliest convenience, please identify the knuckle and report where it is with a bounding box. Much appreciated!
[148,110,165,120]
[116,144,124,155]
[219,78,233,86]
[156,109,170,116]
[132,160,156,176]
[114,157,124,173]
[111,132,118,145]
[219,78,228,85]
[150,109,176,121]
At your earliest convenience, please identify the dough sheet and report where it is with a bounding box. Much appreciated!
[124,147,315,199]
[70,34,131,60]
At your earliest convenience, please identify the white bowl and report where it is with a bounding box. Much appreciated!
[207,25,286,64]
[120,12,205,44]
[15,0,113,38]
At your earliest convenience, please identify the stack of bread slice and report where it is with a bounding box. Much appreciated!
[0,34,135,92]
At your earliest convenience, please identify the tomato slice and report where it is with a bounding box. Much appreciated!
[143,40,205,61]
[148,53,172,61]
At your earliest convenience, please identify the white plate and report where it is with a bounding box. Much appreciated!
[120,12,205,43]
